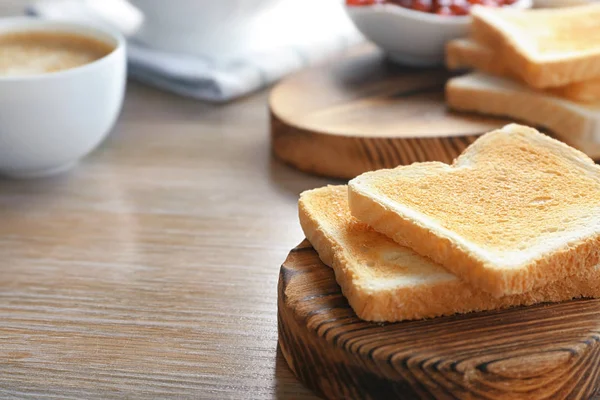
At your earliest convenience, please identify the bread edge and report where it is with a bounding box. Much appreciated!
[348,126,600,297]
[471,6,600,88]
[300,186,600,320]
[445,39,600,103]
[445,73,599,145]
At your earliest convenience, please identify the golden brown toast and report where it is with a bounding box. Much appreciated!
[446,38,510,77]
[471,4,600,88]
[300,185,600,321]
[445,72,600,158]
[446,39,600,103]
[348,124,600,297]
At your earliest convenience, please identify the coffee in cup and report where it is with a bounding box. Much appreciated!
[0,18,126,178]
[0,31,115,77]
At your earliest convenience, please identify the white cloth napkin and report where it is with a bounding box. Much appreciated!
[28,0,363,102]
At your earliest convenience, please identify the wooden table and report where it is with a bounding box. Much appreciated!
[0,2,330,398]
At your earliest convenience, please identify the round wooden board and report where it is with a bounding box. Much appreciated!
[278,241,600,400]
[270,46,511,179]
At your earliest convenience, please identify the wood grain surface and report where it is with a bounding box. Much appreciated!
[279,241,600,400]
[0,3,330,398]
[270,48,510,179]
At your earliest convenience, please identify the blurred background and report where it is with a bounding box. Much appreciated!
[1,0,599,399]
[23,0,363,102]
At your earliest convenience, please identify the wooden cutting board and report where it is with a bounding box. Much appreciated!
[278,241,600,400]
[270,47,509,179]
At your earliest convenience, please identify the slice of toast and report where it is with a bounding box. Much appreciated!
[348,124,600,297]
[300,185,600,321]
[471,4,600,88]
[446,39,600,103]
[446,38,511,77]
[446,72,600,157]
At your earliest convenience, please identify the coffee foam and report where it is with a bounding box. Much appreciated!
[0,31,114,77]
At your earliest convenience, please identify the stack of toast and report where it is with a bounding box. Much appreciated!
[445,4,600,159]
[298,124,600,322]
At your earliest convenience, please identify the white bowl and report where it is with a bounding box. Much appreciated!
[533,0,593,6]
[129,0,286,59]
[0,18,126,178]
[345,0,532,67]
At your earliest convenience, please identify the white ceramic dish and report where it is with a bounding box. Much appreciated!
[0,17,126,178]
[533,0,593,6]
[129,0,284,59]
[345,0,532,67]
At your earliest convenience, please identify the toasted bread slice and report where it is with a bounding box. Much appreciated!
[446,38,510,76]
[471,4,600,88]
[300,185,600,321]
[446,72,600,157]
[348,124,600,297]
[446,39,600,103]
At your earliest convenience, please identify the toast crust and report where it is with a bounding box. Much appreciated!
[471,5,600,88]
[446,39,509,76]
[445,39,600,103]
[300,186,600,321]
[348,125,600,297]
[445,73,600,158]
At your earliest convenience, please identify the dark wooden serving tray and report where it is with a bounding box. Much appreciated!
[278,240,600,400]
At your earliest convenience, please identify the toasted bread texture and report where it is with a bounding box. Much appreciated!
[446,38,510,76]
[300,185,600,321]
[348,124,600,297]
[445,39,600,103]
[471,4,600,88]
[446,72,600,158]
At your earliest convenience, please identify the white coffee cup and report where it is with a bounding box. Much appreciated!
[0,17,126,178]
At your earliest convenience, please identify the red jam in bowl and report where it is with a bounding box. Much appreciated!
[346,0,518,15]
